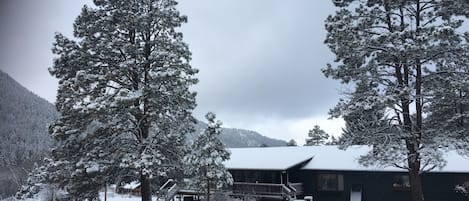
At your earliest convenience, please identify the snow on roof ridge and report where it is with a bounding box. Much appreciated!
[226,145,469,173]
[225,146,317,170]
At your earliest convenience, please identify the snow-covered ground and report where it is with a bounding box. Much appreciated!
[1,192,162,201]
[98,192,151,201]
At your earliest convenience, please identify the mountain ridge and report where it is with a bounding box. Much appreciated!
[192,120,286,148]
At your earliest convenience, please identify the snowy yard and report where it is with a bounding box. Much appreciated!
[98,192,156,201]
[1,193,165,201]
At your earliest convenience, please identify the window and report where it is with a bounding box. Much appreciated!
[317,174,344,191]
[392,175,411,190]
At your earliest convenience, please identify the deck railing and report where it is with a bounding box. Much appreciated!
[289,182,304,196]
[167,180,304,200]
[231,182,303,199]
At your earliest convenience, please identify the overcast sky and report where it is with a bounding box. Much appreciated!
[0,0,344,144]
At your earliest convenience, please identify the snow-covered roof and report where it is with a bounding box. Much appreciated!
[225,146,314,170]
[438,151,469,173]
[300,146,402,172]
[122,181,140,189]
[226,146,469,173]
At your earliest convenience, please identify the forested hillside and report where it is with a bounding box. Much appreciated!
[0,70,58,197]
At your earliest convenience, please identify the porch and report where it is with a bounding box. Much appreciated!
[231,182,304,200]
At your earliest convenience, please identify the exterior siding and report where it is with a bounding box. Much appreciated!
[230,169,282,183]
[422,173,467,201]
[298,170,468,201]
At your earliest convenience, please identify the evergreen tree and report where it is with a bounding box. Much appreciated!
[331,80,390,146]
[16,161,50,200]
[305,125,329,146]
[425,49,469,149]
[185,112,233,201]
[48,0,197,200]
[16,157,66,200]
[287,139,298,146]
[323,1,469,201]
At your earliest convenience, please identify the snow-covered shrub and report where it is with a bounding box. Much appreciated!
[455,184,468,196]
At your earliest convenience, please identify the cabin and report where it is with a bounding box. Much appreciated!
[224,146,469,201]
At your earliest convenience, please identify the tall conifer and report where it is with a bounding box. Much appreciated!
[48,0,197,200]
[323,1,469,201]
[185,112,233,201]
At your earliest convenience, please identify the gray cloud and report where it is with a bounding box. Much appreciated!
[177,1,341,119]
[0,0,91,102]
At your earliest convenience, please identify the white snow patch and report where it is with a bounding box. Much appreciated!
[122,181,140,189]
[85,164,100,173]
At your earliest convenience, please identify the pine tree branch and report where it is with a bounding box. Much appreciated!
[367,46,389,52]
[420,2,435,12]
[393,163,410,171]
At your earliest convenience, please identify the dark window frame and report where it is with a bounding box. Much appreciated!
[317,173,344,191]
[392,174,411,191]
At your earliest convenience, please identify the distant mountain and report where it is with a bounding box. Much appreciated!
[0,70,58,197]
[191,120,287,147]
[0,70,286,197]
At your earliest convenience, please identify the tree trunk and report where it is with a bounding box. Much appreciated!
[206,175,211,201]
[206,182,210,201]
[409,160,424,201]
[104,182,107,201]
[205,165,211,201]
[51,186,55,201]
[408,1,424,201]
[141,172,152,201]
[410,60,424,201]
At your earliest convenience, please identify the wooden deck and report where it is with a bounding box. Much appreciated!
[172,180,304,200]
[231,182,303,200]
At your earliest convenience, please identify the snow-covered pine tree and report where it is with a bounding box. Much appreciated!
[323,1,469,201]
[305,125,329,146]
[15,157,67,200]
[48,0,197,200]
[425,43,469,150]
[185,112,233,201]
[16,161,50,200]
[331,80,390,146]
